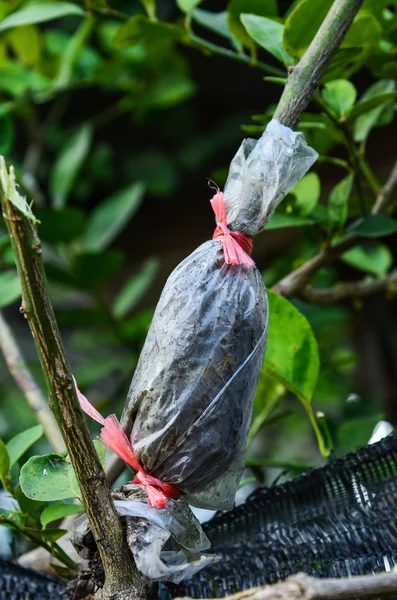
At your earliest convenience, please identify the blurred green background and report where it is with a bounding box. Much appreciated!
[0,0,396,534]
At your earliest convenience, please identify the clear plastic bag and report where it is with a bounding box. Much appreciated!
[121,120,318,510]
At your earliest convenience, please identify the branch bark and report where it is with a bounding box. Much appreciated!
[273,159,397,298]
[274,0,363,129]
[179,571,397,600]
[0,160,145,600]
[0,310,65,454]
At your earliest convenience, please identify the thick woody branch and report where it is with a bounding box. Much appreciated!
[301,269,397,305]
[0,159,144,599]
[179,571,397,600]
[0,310,65,454]
[274,0,363,129]
[273,160,397,298]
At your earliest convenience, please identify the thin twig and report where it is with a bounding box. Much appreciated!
[0,311,65,454]
[373,159,397,214]
[178,571,397,600]
[0,159,146,599]
[301,269,397,305]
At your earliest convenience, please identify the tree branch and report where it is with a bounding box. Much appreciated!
[274,0,363,129]
[179,571,397,600]
[0,310,65,454]
[301,269,397,305]
[0,159,145,599]
[273,159,397,298]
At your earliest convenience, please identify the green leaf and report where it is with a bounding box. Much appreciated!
[140,0,156,19]
[338,414,384,451]
[6,425,43,468]
[283,0,333,59]
[322,80,357,116]
[266,213,314,230]
[6,25,41,66]
[114,15,185,48]
[0,3,85,32]
[264,290,320,404]
[113,257,159,319]
[40,503,83,528]
[20,454,76,501]
[176,0,202,13]
[13,485,45,524]
[35,207,86,244]
[0,508,23,528]
[290,172,321,216]
[66,440,106,498]
[192,9,232,39]
[341,242,393,275]
[39,528,68,542]
[129,152,178,196]
[349,92,397,119]
[328,173,354,229]
[0,438,10,483]
[72,250,124,287]
[50,124,93,209]
[323,47,363,83]
[241,14,293,66]
[0,115,15,154]
[348,215,397,238]
[0,271,21,307]
[83,182,145,253]
[341,13,382,48]
[227,0,277,50]
[353,80,396,142]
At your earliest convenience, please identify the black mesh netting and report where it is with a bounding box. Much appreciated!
[186,431,397,598]
[2,432,397,599]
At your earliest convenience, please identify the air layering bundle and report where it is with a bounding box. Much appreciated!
[75,119,318,581]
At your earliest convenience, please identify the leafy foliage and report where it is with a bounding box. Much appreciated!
[0,0,395,568]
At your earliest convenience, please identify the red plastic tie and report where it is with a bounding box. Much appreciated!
[211,191,255,268]
[74,379,181,509]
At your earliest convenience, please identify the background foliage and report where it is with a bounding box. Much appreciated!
[0,0,396,565]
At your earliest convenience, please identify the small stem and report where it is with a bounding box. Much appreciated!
[0,311,65,454]
[188,33,285,77]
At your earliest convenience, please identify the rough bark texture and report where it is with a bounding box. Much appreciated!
[0,162,145,600]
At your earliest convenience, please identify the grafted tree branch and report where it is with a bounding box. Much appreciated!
[0,160,145,600]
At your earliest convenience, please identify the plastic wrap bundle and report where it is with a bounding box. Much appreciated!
[73,119,318,581]
[121,119,318,510]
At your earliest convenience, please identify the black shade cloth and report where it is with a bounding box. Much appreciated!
[2,432,397,599]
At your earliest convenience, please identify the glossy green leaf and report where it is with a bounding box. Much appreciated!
[264,290,320,403]
[0,271,21,307]
[290,172,321,216]
[40,502,83,528]
[113,257,159,319]
[349,92,397,119]
[72,250,124,286]
[6,425,43,468]
[348,215,397,238]
[20,454,76,501]
[192,9,232,39]
[227,0,277,50]
[353,80,396,142]
[328,173,354,229]
[114,15,185,48]
[241,14,293,66]
[0,438,10,482]
[176,0,202,13]
[342,243,393,275]
[0,3,85,32]
[50,124,93,209]
[83,182,145,253]
[283,0,333,59]
[341,13,382,48]
[266,213,314,230]
[6,25,41,66]
[322,80,357,116]
[35,207,86,243]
